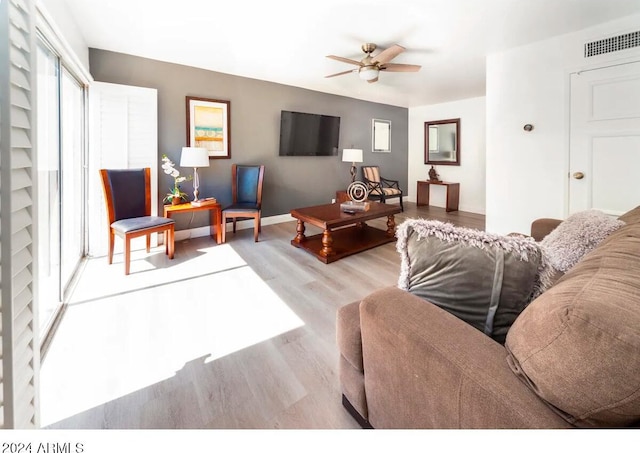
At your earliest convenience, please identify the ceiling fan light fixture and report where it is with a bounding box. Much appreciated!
[359,66,379,81]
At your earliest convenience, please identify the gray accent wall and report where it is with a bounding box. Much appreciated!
[89,49,408,230]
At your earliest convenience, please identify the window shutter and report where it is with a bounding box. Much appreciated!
[0,0,39,428]
[87,82,159,257]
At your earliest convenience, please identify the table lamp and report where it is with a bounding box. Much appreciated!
[180,146,210,201]
[342,148,363,183]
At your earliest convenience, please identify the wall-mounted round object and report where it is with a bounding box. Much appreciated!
[523,124,534,132]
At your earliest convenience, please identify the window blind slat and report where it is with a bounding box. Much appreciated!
[10,126,31,148]
[10,208,30,234]
[15,402,35,428]
[9,6,28,32]
[9,27,28,52]
[12,247,31,279]
[13,317,32,357]
[10,105,30,129]
[11,266,32,297]
[9,46,30,71]
[11,228,30,255]
[10,148,31,169]
[11,0,29,12]
[10,86,30,110]
[11,188,31,212]
[10,67,30,91]
[12,287,32,324]
[10,167,30,191]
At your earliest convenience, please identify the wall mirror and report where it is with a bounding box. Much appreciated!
[372,119,391,153]
[424,118,460,165]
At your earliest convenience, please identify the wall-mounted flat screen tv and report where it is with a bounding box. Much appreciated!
[279,110,341,156]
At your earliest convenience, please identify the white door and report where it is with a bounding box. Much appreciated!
[569,60,640,216]
[88,82,159,257]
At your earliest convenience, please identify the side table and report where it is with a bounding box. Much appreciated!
[416,181,460,212]
[335,190,350,204]
[163,202,223,244]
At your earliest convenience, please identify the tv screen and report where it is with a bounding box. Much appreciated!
[279,110,340,156]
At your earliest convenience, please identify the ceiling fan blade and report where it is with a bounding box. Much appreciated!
[367,77,378,84]
[325,69,356,78]
[372,44,405,65]
[326,55,363,66]
[380,63,422,72]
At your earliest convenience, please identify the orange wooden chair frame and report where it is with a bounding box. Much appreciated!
[99,168,175,275]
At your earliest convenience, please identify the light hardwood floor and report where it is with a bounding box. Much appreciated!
[40,202,484,429]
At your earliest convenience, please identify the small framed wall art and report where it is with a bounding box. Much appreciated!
[372,119,391,153]
[186,96,231,159]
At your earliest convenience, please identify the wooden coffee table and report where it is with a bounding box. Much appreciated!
[290,202,401,263]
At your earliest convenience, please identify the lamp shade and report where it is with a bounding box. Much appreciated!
[342,148,363,163]
[180,147,210,167]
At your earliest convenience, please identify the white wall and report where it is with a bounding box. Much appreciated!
[486,13,640,235]
[38,0,90,72]
[408,96,486,214]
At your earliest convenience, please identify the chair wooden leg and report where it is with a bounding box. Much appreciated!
[124,235,131,275]
[167,226,175,259]
[258,214,262,232]
[146,234,151,253]
[400,196,404,212]
[254,215,259,242]
[232,218,237,233]
[108,229,115,265]
[222,214,227,243]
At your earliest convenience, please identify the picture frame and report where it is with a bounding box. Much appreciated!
[372,119,391,153]
[186,96,231,159]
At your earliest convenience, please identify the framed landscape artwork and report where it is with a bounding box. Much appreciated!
[186,96,231,159]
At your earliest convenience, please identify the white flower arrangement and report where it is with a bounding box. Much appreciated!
[161,154,191,203]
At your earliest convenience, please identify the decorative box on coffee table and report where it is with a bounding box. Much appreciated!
[340,200,370,213]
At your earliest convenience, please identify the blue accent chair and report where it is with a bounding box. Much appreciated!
[222,164,265,242]
[99,168,175,275]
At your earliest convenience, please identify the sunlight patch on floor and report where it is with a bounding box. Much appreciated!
[40,243,304,427]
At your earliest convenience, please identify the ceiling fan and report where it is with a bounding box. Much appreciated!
[325,43,421,83]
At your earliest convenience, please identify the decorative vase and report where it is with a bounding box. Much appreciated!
[172,197,181,206]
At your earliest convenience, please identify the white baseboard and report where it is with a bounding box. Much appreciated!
[175,213,294,241]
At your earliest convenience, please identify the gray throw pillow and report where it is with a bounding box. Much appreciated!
[534,209,625,295]
[396,219,542,344]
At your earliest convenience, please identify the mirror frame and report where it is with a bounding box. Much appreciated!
[424,118,460,166]
[372,119,392,153]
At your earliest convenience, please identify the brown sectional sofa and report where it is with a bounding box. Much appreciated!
[337,205,640,428]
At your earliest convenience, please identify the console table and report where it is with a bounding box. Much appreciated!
[163,201,222,244]
[416,181,460,212]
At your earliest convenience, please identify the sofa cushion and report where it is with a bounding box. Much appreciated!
[506,221,640,427]
[337,302,364,371]
[618,205,640,224]
[396,219,542,344]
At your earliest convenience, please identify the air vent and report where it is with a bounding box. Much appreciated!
[584,30,640,57]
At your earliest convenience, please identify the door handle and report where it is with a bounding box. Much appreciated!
[572,172,585,180]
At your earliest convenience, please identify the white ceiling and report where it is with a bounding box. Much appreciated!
[62,0,640,108]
